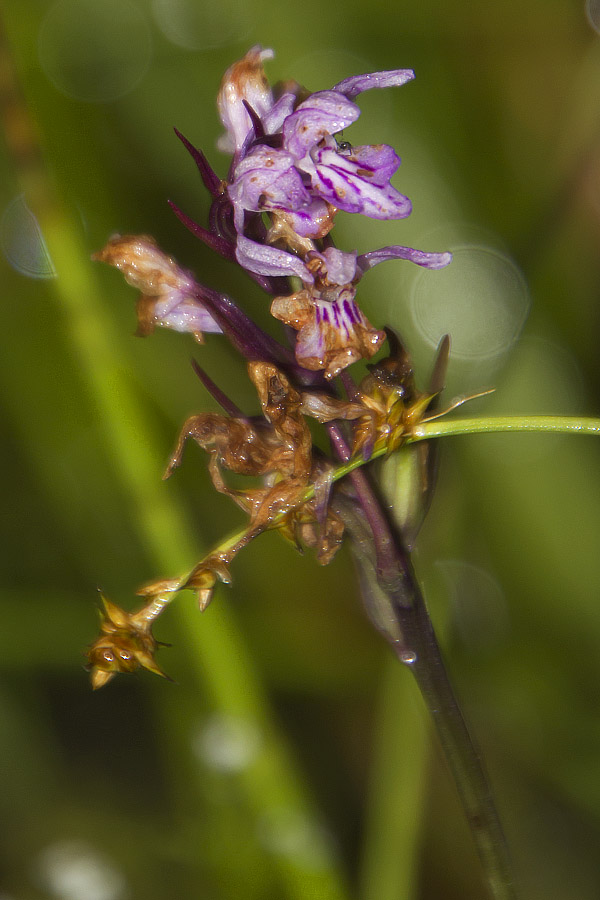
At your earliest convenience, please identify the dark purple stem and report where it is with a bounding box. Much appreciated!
[328,424,403,579]
[193,285,292,366]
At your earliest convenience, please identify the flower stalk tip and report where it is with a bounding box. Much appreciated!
[86,593,172,689]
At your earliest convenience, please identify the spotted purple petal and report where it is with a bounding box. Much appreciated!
[229,146,311,212]
[283,91,360,159]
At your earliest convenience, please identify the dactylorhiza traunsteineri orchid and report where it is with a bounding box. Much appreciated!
[88,47,600,900]
[89,46,453,686]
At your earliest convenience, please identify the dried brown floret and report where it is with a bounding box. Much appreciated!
[86,594,172,689]
[247,362,312,479]
[271,289,385,380]
[93,235,222,340]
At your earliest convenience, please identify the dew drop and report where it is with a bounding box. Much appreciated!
[151,0,251,50]
[399,649,417,665]
[586,0,600,33]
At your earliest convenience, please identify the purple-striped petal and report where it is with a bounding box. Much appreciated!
[279,199,336,239]
[271,288,385,379]
[306,140,412,218]
[342,143,401,186]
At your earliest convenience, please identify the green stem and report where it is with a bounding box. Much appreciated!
[150,412,600,613]
[414,415,600,440]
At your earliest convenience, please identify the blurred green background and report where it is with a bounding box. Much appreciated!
[2,1,600,898]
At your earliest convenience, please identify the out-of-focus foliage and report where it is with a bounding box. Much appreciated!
[1,1,600,898]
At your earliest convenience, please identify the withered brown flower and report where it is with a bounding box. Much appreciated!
[86,593,171,689]
[93,235,222,340]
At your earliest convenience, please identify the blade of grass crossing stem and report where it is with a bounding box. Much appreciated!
[360,657,430,900]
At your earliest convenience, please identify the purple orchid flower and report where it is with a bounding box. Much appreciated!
[281,92,412,220]
[161,47,452,377]
[269,244,451,378]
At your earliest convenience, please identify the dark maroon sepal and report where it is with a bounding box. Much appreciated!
[173,128,222,198]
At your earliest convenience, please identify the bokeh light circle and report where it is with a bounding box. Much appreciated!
[151,0,251,50]
[409,245,529,361]
[38,0,152,102]
[36,840,126,900]
[192,714,261,773]
[1,194,56,279]
[586,0,600,34]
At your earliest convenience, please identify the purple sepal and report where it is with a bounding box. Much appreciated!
[357,245,453,273]
[332,69,415,100]
[157,296,223,335]
[309,247,357,284]
[235,235,313,282]
[263,92,297,135]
